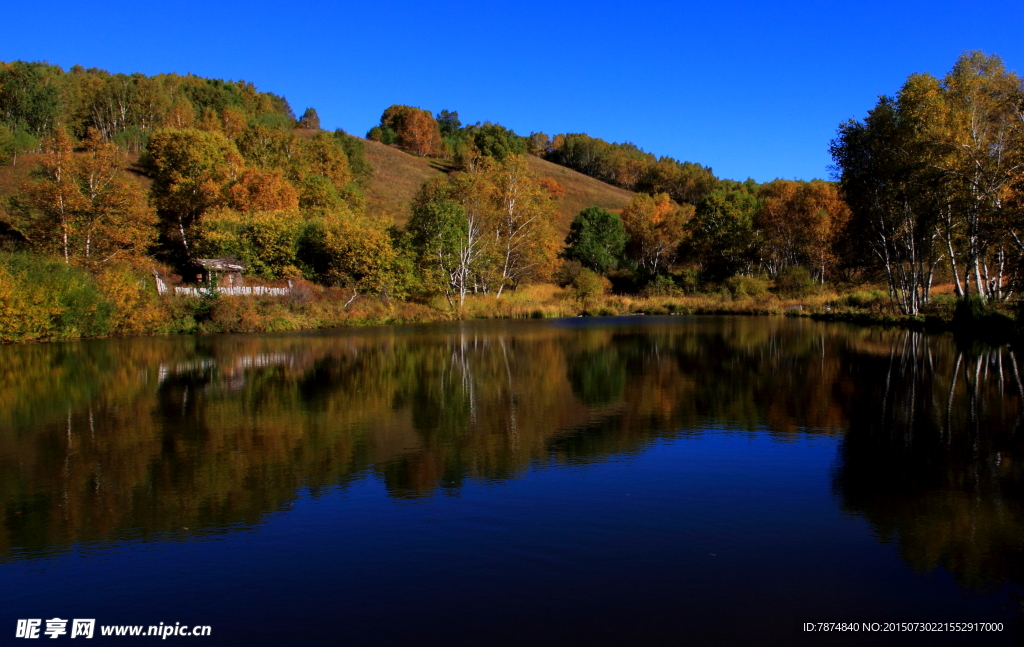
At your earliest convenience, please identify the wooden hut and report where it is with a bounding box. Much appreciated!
[194,258,246,287]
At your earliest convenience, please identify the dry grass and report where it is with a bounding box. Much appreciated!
[435,283,853,321]
[361,138,451,225]
[359,138,635,231]
[525,155,634,231]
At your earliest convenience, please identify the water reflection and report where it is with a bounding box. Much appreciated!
[834,333,1024,593]
[0,318,1021,604]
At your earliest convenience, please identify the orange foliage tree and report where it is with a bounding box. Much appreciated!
[620,193,692,276]
[224,168,299,212]
[375,105,443,157]
[10,128,156,266]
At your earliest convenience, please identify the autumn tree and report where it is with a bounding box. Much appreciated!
[484,155,559,293]
[236,123,297,170]
[370,105,443,157]
[937,52,1024,300]
[298,131,352,190]
[141,127,243,254]
[620,193,691,277]
[224,168,299,212]
[297,210,401,298]
[10,128,155,266]
[755,180,851,281]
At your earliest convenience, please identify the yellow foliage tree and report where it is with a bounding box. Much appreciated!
[225,168,299,212]
[11,129,156,267]
[484,155,559,295]
[620,192,691,276]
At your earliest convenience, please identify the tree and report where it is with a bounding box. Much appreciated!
[194,207,301,279]
[469,123,526,161]
[224,168,299,212]
[297,210,401,298]
[299,131,351,190]
[141,127,243,254]
[755,180,851,282]
[938,52,1024,300]
[831,74,949,314]
[527,132,552,156]
[435,110,461,137]
[407,174,488,307]
[10,128,155,266]
[832,52,1024,309]
[333,129,373,187]
[376,105,443,157]
[485,155,559,294]
[0,61,61,137]
[621,193,691,277]
[563,206,626,274]
[236,123,297,170]
[299,108,321,130]
[686,183,759,280]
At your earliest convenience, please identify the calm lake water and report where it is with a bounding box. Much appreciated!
[0,316,1021,645]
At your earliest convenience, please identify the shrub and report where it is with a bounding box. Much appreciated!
[725,275,769,299]
[675,268,701,295]
[571,269,609,309]
[641,274,679,297]
[0,252,113,342]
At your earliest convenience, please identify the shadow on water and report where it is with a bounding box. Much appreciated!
[833,330,1024,631]
[1,318,1022,620]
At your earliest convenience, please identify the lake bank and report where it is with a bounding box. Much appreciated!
[1,256,1016,344]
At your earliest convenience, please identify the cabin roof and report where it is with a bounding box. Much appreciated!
[195,258,246,272]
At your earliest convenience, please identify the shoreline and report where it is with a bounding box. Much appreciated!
[2,290,1017,346]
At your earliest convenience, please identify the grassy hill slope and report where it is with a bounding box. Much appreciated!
[360,138,634,231]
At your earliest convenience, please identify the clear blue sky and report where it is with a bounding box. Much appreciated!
[2,0,1022,182]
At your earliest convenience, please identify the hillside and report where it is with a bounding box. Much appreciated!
[0,135,635,239]
[359,138,634,231]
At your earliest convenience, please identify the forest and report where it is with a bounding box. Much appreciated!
[1,51,1023,342]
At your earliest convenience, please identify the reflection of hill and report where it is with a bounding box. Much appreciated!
[1,318,1021,583]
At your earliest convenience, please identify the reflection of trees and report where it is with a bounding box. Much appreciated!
[834,331,1024,591]
[1,318,1021,576]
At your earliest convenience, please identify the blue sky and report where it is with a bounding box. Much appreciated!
[2,0,1022,182]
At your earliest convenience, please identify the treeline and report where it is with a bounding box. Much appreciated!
[832,51,1024,315]
[366,105,719,206]
[0,60,310,160]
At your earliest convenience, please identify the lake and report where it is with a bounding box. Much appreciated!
[0,316,1021,645]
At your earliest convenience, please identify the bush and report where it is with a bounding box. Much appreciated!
[0,253,113,342]
[842,289,890,313]
[675,268,700,295]
[725,275,769,299]
[571,269,609,309]
[641,274,679,297]
[554,259,584,288]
